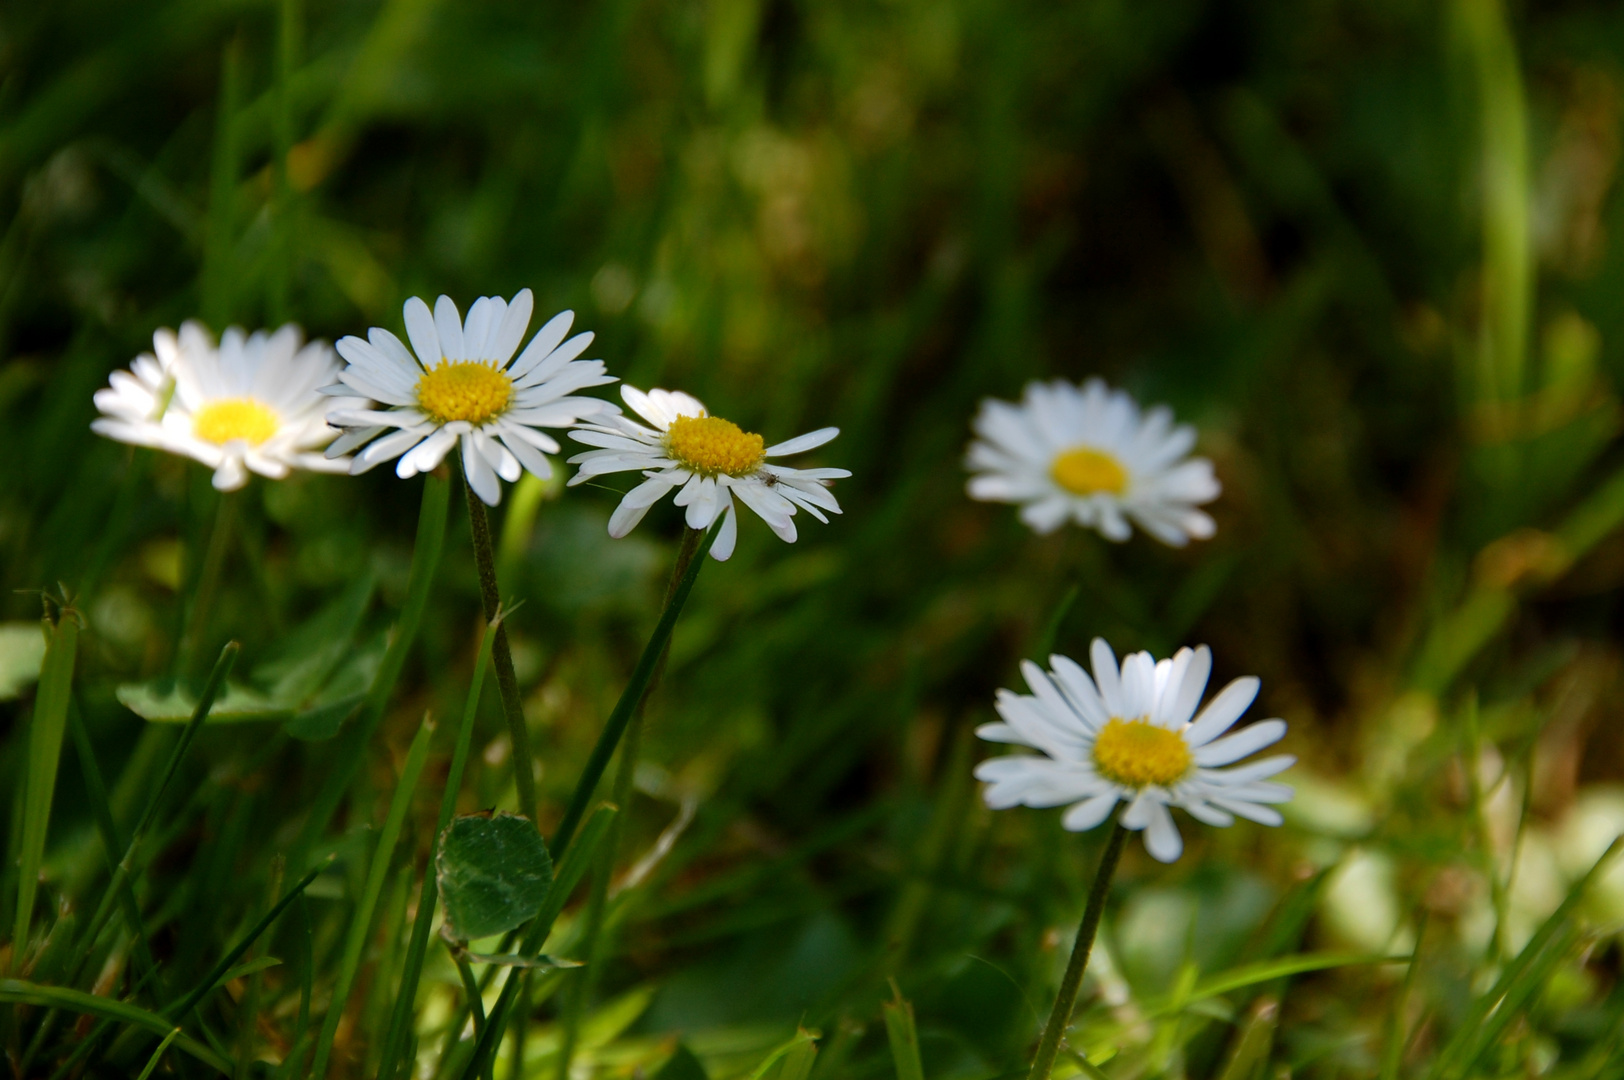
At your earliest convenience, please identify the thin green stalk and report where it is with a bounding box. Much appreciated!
[1028,823,1128,1080]
[135,1026,183,1080]
[462,471,539,827]
[295,471,449,865]
[375,614,499,1080]
[1463,697,1510,966]
[554,526,703,1080]
[164,859,326,1023]
[550,516,724,861]
[451,947,487,1042]
[11,596,79,972]
[177,491,235,679]
[308,715,436,1079]
[68,642,239,987]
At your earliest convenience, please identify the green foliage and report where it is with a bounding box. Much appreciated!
[437,812,555,942]
[6,0,1624,1078]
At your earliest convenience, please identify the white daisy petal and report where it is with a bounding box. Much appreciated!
[402,296,441,366]
[1184,677,1262,747]
[765,426,839,457]
[1192,719,1286,766]
[1141,801,1184,862]
[709,503,739,560]
[491,290,536,365]
[433,295,465,360]
[1062,791,1121,831]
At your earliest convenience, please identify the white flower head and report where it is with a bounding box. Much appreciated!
[966,378,1220,546]
[566,385,850,561]
[974,639,1293,863]
[323,290,619,505]
[92,321,359,491]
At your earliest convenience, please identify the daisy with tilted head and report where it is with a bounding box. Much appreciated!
[92,321,361,490]
[566,385,849,561]
[966,378,1220,545]
[975,638,1293,863]
[323,289,618,505]
[979,640,1294,1080]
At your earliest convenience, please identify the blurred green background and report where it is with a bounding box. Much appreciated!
[7,0,1624,1077]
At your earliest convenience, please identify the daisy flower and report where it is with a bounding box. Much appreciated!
[974,639,1293,862]
[566,386,849,561]
[966,378,1220,545]
[92,321,359,491]
[323,290,618,505]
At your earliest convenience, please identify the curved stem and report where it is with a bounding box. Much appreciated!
[463,473,539,828]
[1028,823,1128,1080]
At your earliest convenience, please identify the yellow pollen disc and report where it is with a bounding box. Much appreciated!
[192,398,279,446]
[1092,717,1192,787]
[416,360,512,425]
[664,414,766,477]
[1051,446,1128,496]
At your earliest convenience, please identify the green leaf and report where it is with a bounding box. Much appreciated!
[656,1045,710,1080]
[437,812,554,942]
[116,679,286,723]
[250,571,375,702]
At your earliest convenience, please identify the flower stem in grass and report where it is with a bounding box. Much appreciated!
[550,516,723,861]
[375,613,500,1080]
[1028,823,1128,1080]
[555,526,704,1080]
[176,489,235,679]
[462,470,540,827]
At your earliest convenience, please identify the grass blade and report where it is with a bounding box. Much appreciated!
[550,515,722,861]
[883,982,924,1080]
[0,980,230,1074]
[376,613,498,1080]
[11,597,79,971]
[308,713,436,1079]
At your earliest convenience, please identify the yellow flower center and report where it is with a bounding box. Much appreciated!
[1051,446,1128,496]
[1092,717,1191,787]
[192,398,279,446]
[416,360,512,425]
[665,414,766,477]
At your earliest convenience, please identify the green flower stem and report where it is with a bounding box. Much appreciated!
[293,470,448,865]
[1028,823,1128,1080]
[375,613,499,1080]
[550,516,723,861]
[462,472,539,828]
[176,489,235,679]
[554,526,704,1080]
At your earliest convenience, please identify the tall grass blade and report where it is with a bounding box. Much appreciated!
[11,598,79,971]
[308,713,436,1079]
[376,613,498,1080]
[883,983,924,1080]
[0,980,230,1074]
